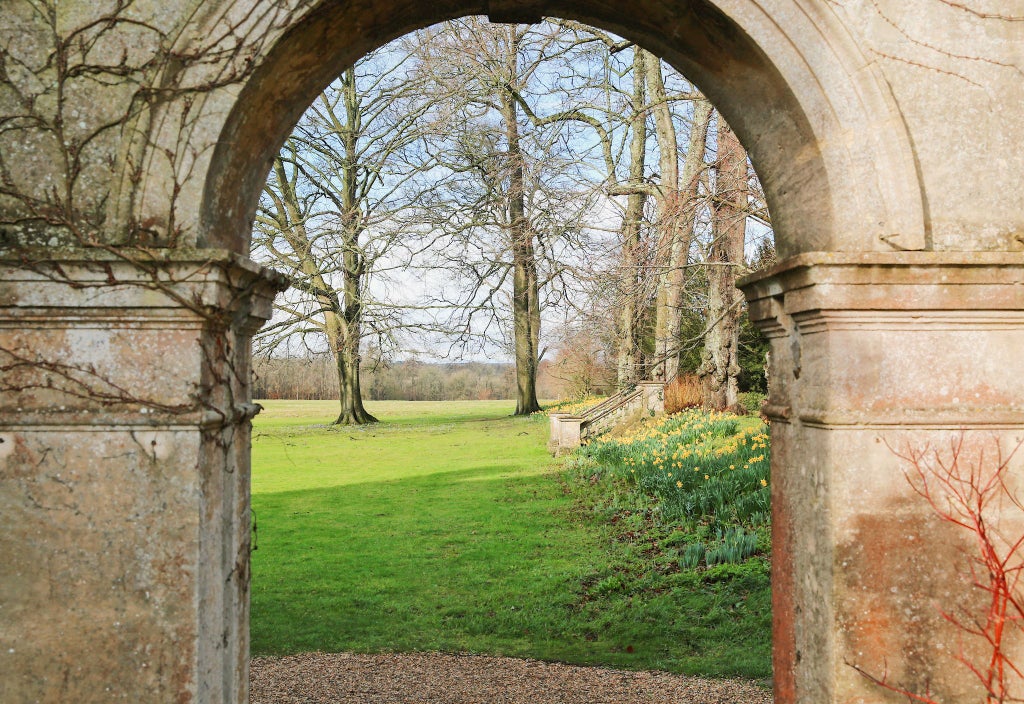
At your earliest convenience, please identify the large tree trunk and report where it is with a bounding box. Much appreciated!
[648,59,712,381]
[333,235,378,425]
[329,312,378,425]
[699,114,747,411]
[334,355,377,424]
[502,27,542,416]
[615,49,649,390]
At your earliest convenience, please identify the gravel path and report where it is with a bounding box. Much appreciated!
[250,652,773,704]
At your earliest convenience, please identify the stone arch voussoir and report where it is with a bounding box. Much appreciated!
[123,0,924,258]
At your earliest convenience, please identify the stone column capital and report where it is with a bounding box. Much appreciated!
[1,247,288,331]
[0,248,288,428]
[738,251,1024,429]
[740,251,1024,323]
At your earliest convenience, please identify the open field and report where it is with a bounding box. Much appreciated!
[250,400,771,678]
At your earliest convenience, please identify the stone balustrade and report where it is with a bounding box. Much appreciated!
[548,381,665,455]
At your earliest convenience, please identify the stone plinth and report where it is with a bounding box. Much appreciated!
[547,412,582,454]
[0,250,286,703]
[740,252,1024,703]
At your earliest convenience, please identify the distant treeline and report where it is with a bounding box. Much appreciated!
[253,357,575,401]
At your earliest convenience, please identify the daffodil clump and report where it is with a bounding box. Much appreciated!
[565,407,770,658]
[580,408,770,528]
[538,395,608,417]
[565,407,771,653]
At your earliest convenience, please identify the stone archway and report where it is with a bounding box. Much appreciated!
[1,1,1023,703]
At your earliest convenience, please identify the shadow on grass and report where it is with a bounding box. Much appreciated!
[250,465,771,678]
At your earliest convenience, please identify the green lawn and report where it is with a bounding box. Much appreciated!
[250,399,771,678]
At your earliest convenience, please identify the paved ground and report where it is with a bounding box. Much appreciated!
[250,652,774,704]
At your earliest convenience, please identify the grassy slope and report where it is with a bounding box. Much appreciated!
[250,400,770,677]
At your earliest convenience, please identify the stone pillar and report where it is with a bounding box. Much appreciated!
[740,253,1024,703]
[0,249,286,703]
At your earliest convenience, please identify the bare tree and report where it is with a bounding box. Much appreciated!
[502,24,656,389]
[497,24,544,415]
[548,316,618,399]
[511,28,714,389]
[254,51,446,424]
[613,48,652,389]
[408,18,601,415]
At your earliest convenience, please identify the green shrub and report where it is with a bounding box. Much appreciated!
[737,392,766,414]
[570,408,770,577]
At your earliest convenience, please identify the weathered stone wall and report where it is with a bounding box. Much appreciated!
[1,1,1023,702]
[835,0,1024,253]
